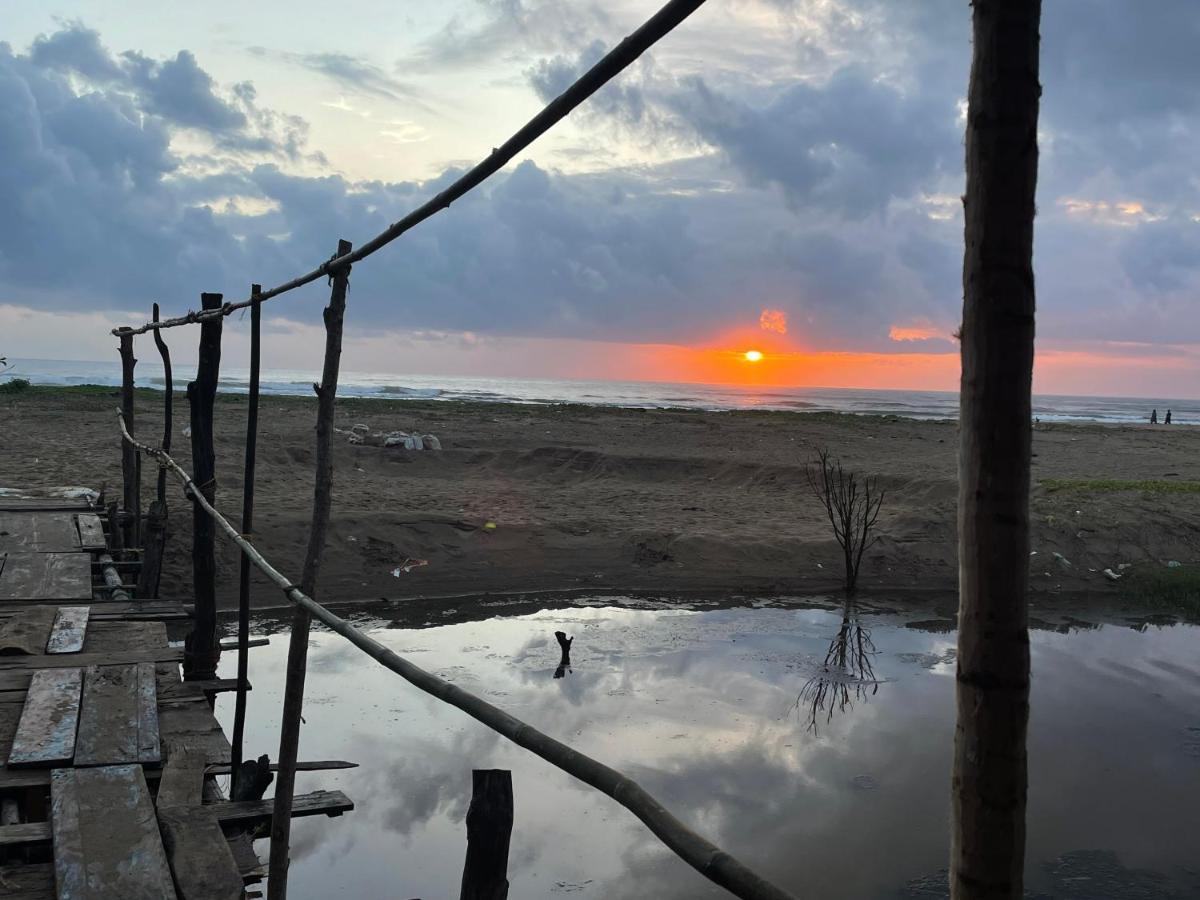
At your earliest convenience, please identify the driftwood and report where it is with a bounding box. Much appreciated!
[232,285,263,795]
[954,2,1040,898]
[554,631,573,679]
[152,302,173,507]
[115,412,797,900]
[118,330,140,547]
[136,500,167,599]
[269,241,352,900]
[112,0,709,339]
[460,770,513,900]
[185,292,223,681]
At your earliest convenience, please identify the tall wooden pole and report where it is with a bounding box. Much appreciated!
[153,303,173,507]
[460,770,514,900]
[953,2,1041,898]
[185,292,223,681]
[268,241,352,899]
[231,285,262,795]
[118,329,140,548]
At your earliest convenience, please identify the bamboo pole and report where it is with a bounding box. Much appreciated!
[185,292,223,681]
[118,329,140,547]
[111,0,709,339]
[115,414,798,900]
[268,242,352,899]
[231,285,262,795]
[953,2,1040,898]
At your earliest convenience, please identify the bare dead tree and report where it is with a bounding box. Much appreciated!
[806,448,885,593]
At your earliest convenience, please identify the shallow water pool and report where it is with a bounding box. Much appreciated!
[214,600,1200,898]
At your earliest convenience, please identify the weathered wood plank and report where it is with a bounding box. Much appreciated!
[0,607,57,655]
[0,648,183,671]
[204,759,356,777]
[157,700,231,767]
[0,601,188,622]
[0,861,56,900]
[156,745,206,809]
[73,515,106,552]
[158,679,246,702]
[7,668,82,767]
[0,553,92,602]
[157,806,245,900]
[46,608,90,654]
[82,621,167,654]
[74,664,160,766]
[50,765,176,900]
[0,513,82,552]
[0,821,52,847]
[0,496,91,511]
[211,790,354,828]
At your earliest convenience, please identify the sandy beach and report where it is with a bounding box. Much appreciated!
[3,386,1199,611]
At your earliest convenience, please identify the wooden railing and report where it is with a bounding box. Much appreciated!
[106,1,798,897]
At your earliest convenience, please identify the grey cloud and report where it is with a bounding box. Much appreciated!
[247,47,428,107]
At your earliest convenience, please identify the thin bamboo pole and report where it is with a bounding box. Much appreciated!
[268,242,352,899]
[118,330,140,547]
[111,0,709,339]
[185,292,223,681]
[231,285,262,795]
[115,414,798,900]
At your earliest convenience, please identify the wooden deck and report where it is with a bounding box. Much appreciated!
[0,498,354,898]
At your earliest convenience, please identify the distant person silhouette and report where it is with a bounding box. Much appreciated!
[1166,409,1173,424]
[1151,409,1158,424]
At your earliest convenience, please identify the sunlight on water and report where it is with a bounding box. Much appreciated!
[215,600,1200,899]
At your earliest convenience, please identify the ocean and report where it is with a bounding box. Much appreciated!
[5,357,1195,424]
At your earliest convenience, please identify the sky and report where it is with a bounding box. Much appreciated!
[1,0,1198,396]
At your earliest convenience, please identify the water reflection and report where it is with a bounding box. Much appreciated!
[796,598,881,732]
[214,600,1200,900]
[553,630,573,679]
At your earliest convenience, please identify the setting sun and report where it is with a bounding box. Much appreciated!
[744,350,764,362]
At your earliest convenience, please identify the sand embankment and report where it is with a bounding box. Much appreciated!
[3,387,1198,609]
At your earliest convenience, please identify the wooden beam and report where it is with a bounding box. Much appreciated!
[157,805,246,900]
[186,291,223,681]
[460,769,513,900]
[151,302,174,509]
[269,240,352,899]
[46,607,89,654]
[118,329,141,548]
[0,607,56,655]
[74,663,160,766]
[156,744,207,809]
[0,647,183,671]
[75,514,106,551]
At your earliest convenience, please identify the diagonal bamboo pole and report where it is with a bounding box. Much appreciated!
[116,412,797,900]
[268,242,352,899]
[111,0,709,338]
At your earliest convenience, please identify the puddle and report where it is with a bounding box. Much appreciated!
[214,600,1200,899]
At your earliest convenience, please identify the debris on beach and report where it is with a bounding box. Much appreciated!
[1102,568,1122,582]
[1167,560,1182,568]
[391,557,428,576]
[335,426,442,450]
[1052,551,1072,571]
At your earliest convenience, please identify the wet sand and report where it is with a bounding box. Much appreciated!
[2,386,1199,610]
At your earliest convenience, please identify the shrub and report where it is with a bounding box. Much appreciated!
[0,378,31,394]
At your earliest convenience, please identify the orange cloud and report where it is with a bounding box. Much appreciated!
[759,308,788,334]
[889,322,945,342]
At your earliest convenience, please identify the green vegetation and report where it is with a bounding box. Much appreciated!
[1120,564,1200,617]
[1041,478,1200,494]
[0,377,31,394]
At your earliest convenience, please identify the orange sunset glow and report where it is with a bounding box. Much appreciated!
[744,349,764,362]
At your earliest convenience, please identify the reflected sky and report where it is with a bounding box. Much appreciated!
[214,600,1200,899]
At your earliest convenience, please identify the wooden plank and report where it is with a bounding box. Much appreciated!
[0,554,92,602]
[227,832,265,884]
[74,664,160,766]
[0,862,56,900]
[158,679,245,702]
[0,821,52,847]
[205,759,357,777]
[157,701,230,767]
[0,607,56,655]
[0,496,91,511]
[219,637,268,651]
[73,515,106,552]
[157,806,244,900]
[50,765,176,900]
[0,648,183,671]
[46,608,89,654]
[0,513,82,552]
[209,790,354,828]
[82,621,167,654]
[156,745,206,809]
[7,668,82,767]
[0,601,188,622]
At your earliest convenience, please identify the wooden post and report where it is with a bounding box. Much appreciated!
[460,770,513,900]
[185,292,223,681]
[267,241,352,899]
[231,285,262,795]
[153,303,174,507]
[118,329,140,548]
[953,2,1040,898]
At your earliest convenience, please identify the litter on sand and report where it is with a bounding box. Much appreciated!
[391,557,429,576]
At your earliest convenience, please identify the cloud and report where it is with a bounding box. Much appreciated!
[247,47,429,109]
